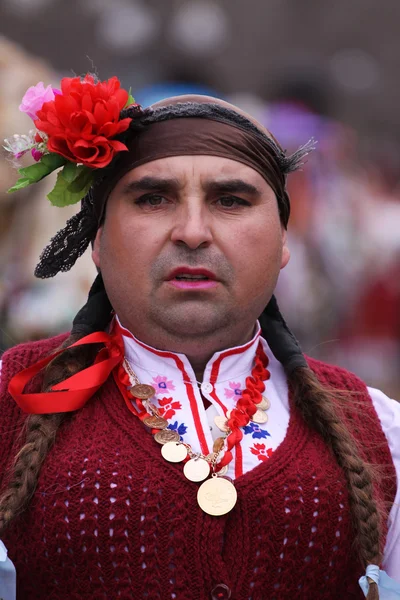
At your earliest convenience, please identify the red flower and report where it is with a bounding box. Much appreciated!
[35,74,132,168]
[158,397,182,420]
[250,443,274,462]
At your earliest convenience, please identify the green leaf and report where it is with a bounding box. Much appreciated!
[47,164,94,207]
[61,161,79,183]
[7,178,32,193]
[40,153,67,171]
[17,162,50,183]
[18,153,67,183]
[67,166,94,193]
[124,87,135,108]
[7,153,67,194]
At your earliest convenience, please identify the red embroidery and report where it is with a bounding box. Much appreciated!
[158,397,182,420]
[250,443,274,462]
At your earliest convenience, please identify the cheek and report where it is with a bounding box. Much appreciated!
[100,215,166,280]
[228,220,283,292]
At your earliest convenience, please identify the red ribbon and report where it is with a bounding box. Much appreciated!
[8,332,124,414]
[222,342,270,467]
[8,327,271,481]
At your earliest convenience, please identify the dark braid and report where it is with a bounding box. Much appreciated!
[289,367,381,600]
[0,275,112,536]
[260,297,382,600]
[0,412,65,534]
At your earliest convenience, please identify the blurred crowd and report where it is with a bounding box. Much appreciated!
[1,37,399,396]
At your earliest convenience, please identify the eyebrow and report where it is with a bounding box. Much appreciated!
[203,179,261,197]
[121,176,262,197]
[121,176,183,194]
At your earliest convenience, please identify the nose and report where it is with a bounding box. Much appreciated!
[170,201,213,250]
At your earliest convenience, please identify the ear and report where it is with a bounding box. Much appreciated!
[280,228,290,270]
[91,226,103,268]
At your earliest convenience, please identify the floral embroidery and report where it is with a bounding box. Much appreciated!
[158,397,182,420]
[243,422,271,439]
[224,381,242,399]
[250,443,274,462]
[168,421,188,441]
[152,375,176,395]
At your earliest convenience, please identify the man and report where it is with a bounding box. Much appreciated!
[0,75,399,599]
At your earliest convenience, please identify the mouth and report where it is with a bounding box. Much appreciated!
[167,267,217,281]
[166,267,219,289]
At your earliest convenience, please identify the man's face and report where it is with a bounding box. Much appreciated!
[92,155,290,347]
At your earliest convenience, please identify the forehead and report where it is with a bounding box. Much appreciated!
[113,155,272,192]
[151,94,273,140]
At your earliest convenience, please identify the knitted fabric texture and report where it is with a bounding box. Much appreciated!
[0,336,396,600]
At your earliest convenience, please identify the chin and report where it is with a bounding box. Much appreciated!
[154,305,231,337]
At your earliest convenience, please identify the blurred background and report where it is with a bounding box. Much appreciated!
[1,0,399,396]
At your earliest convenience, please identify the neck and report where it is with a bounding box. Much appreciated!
[118,319,258,380]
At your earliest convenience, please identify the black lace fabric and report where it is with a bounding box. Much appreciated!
[34,192,98,278]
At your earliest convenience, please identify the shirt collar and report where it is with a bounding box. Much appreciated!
[114,317,262,384]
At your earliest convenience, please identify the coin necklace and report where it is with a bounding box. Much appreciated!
[120,341,270,516]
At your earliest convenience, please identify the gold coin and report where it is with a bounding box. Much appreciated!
[161,442,188,463]
[154,429,180,444]
[220,475,234,484]
[197,476,237,516]
[143,415,169,429]
[213,437,225,453]
[251,409,268,424]
[214,416,229,432]
[256,395,270,411]
[183,457,210,482]
[130,384,156,399]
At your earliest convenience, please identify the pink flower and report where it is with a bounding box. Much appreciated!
[224,381,242,399]
[31,148,44,162]
[14,150,28,159]
[19,82,57,121]
[3,132,36,160]
[152,375,176,394]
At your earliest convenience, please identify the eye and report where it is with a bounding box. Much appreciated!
[135,194,168,207]
[217,196,251,208]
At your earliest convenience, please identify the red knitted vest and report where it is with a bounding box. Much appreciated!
[0,335,396,600]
